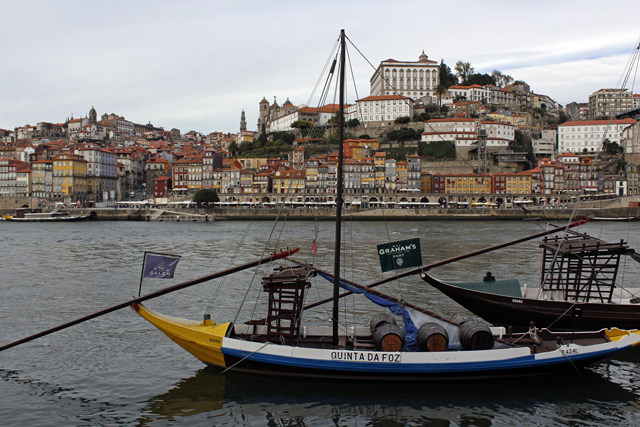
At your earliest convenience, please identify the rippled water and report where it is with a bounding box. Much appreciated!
[1,219,640,426]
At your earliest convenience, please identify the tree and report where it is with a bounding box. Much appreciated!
[387,127,420,141]
[394,116,411,124]
[465,73,496,86]
[512,80,528,86]
[435,84,447,106]
[558,110,569,125]
[454,61,474,84]
[227,141,238,156]
[347,118,360,128]
[490,70,513,87]
[291,120,313,130]
[193,188,219,204]
[439,60,458,87]
[602,138,622,155]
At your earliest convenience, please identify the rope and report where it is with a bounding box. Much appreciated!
[218,342,271,375]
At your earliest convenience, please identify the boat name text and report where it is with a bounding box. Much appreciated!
[330,351,401,363]
[511,299,523,304]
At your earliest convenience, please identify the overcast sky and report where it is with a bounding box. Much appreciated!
[2,0,639,136]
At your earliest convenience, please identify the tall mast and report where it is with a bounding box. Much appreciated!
[332,30,346,347]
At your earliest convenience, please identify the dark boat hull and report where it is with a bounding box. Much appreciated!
[421,273,640,331]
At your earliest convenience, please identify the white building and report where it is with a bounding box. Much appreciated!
[558,119,637,153]
[347,95,414,128]
[370,51,439,103]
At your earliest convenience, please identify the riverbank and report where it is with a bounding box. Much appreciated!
[68,206,640,221]
[1,205,638,221]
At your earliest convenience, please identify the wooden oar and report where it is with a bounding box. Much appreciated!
[297,218,588,311]
[0,248,298,353]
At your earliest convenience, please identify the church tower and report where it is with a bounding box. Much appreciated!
[89,106,97,124]
[240,110,247,132]
[258,97,270,133]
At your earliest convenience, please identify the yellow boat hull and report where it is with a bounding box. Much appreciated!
[133,303,231,368]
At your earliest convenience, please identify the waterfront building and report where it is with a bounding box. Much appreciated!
[344,159,362,193]
[31,160,53,198]
[420,172,432,194]
[443,173,492,195]
[396,161,407,191]
[305,157,320,193]
[153,176,171,204]
[588,88,633,119]
[407,155,420,193]
[253,169,272,194]
[369,51,439,102]
[625,163,638,196]
[240,170,255,193]
[374,152,386,192]
[361,157,375,193]
[16,167,31,197]
[384,158,397,192]
[76,147,118,202]
[506,171,532,194]
[52,153,88,200]
[272,169,305,194]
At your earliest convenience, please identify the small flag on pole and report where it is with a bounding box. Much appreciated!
[143,253,181,279]
[312,238,317,253]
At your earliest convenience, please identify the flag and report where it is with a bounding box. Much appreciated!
[143,253,180,279]
[312,238,317,253]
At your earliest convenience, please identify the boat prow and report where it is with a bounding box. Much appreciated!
[132,303,232,368]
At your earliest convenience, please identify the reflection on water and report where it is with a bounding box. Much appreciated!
[1,220,640,426]
[135,363,640,426]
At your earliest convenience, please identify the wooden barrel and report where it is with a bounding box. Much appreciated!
[372,323,405,352]
[369,312,397,333]
[417,322,449,352]
[459,321,494,350]
[451,313,472,325]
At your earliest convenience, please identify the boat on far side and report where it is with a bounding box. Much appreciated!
[1,206,90,222]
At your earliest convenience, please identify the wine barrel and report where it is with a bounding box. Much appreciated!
[372,323,405,352]
[417,322,449,352]
[369,312,397,333]
[459,321,494,350]
[451,313,472,325]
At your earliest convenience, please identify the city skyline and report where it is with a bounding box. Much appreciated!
[2,0,639,136]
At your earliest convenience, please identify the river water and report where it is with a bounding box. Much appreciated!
[1,219,640,426]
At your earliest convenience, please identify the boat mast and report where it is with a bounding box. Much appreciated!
[332,29,346,348]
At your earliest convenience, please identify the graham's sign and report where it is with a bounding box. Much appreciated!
[377,238,422,272]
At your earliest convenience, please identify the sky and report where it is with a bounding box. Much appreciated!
[2,0,640,136]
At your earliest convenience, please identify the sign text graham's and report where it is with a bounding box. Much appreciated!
[377,238,422,272]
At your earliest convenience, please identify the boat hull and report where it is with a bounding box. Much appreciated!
[2,215,89,222]
[421,273,640,331]
[133,303,640,381]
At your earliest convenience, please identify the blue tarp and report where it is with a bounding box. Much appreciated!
[314,270,419,351]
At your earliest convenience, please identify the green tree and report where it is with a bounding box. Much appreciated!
[387,127,420,141]
[465,73,496,86]
[193,188,219,204]
[291,120,313,130]
[435,84,447,106]
[359,134,371,139]
[455,61,474,83]
[439,60,458,87]
[394,116,411,124]
[227,141,238,156]
[347,118,360,128]
[558,110,569,125]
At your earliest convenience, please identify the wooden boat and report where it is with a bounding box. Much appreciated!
[2,206,89,222]
[421,232,640,331]
[132,30,640,381]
